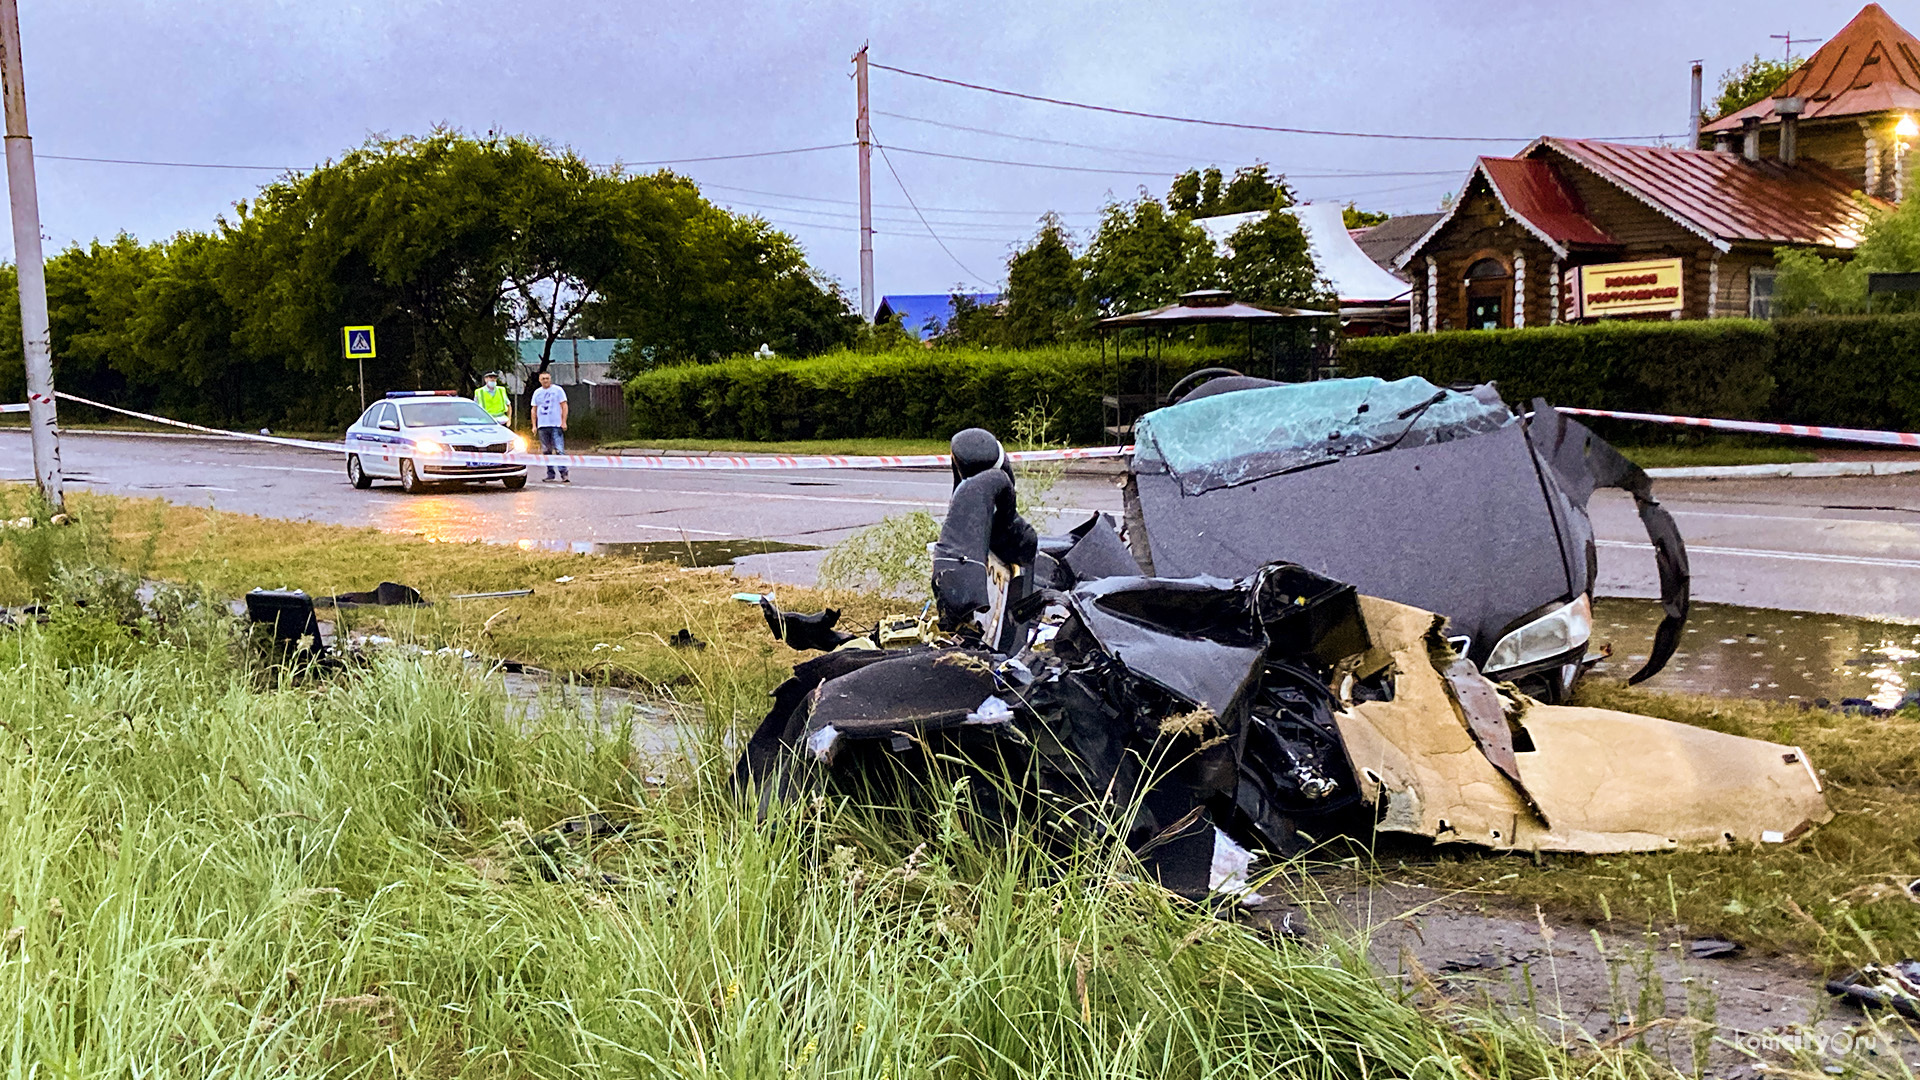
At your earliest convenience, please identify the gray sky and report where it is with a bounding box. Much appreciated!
[15,0,1888,301]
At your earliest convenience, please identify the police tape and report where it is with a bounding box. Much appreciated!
[1557,406,1920,448]
[36,391,1136,471]
[0,402,25,413]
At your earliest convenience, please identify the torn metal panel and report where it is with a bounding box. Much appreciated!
[1334,596,1830,854]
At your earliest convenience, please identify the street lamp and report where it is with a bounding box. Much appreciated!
[1897,114,1919,139]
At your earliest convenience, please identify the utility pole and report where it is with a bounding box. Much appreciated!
[854,44,875,322]
[0,0,59,513]
[1689,60,1703,147]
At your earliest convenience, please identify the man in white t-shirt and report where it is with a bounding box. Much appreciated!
[530,370,570,483]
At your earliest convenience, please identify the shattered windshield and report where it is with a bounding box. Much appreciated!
[1132,376,1513,495]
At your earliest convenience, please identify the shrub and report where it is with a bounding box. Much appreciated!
[1338,320,1777,419]
[625,345,1234,444]
[1770,314,1920,431]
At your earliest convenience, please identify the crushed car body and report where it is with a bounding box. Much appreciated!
[736,427,1826,896]
[1123,375,1690,701]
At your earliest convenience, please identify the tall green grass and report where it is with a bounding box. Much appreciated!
[0,593,1666,1078]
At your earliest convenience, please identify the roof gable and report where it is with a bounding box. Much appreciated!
[1703,4,1920,131]
[1394,157,1615,267]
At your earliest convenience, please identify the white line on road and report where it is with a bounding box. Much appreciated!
[1598,538,1920,570]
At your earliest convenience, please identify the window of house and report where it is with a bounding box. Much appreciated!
[1749,269,1777,319]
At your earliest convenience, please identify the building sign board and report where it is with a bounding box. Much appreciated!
[1572,258,1684,318]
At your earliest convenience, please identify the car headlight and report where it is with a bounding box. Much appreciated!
[511,435,528,453]
[1485,595,1592,673]
[413,439,445,455]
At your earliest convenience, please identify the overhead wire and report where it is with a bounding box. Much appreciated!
[873,62,1680,144]
[873,136,995,286]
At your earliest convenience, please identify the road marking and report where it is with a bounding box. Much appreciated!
[1598,538,1920,570]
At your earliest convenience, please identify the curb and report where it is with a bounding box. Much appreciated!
[1646,461,1920,481]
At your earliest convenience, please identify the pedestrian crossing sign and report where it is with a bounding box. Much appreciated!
[343,325,376,359]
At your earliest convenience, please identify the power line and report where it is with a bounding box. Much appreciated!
[885,144,1173,176]
[617,142,856,166]
[874,140,993,287]
[38,141,858,174]
[871,61,1676,144]
[874,110,1201,162]
[873,111,1465,177]
[702,180,1098,216]
[41,153,290,171]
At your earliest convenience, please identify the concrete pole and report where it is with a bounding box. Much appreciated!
[0,0,60,512]
[854,44,875,322]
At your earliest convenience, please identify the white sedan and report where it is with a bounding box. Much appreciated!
[344,391,529,493]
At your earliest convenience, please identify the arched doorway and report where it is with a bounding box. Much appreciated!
[1464,256,1511,330]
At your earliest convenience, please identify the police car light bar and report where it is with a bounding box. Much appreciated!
[384,390,458,398]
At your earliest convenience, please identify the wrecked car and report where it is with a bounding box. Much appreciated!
[1122,374,1689,701]
[737,428,1824,898]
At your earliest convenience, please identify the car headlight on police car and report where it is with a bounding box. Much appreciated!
[413,439,446,455]
[511,435,529,453]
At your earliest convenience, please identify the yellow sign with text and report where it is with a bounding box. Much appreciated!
[1573,258,1684,318]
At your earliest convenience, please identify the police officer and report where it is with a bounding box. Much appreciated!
[476,371,511,426]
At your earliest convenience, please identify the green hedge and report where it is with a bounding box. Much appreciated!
[1770,315,1920,431]
[625,317,1920,443]
[1338,320,1778,420]
[625,346,1233,444]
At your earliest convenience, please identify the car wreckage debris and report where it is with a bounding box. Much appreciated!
[1829,960,1920,1019]
[737,416,1827,899]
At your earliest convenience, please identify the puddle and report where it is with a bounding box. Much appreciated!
[1590,597,1920,706]
[511,538,817,567]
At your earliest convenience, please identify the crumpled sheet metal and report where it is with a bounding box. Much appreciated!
[1334,597,1831,853]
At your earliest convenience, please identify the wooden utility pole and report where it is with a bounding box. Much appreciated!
[854,44,875,322]
[0,0,61,512]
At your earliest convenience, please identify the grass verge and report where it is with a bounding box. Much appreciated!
[0,568,1664,1076]
[1620,444,1820,469]
[3,486,1911,973]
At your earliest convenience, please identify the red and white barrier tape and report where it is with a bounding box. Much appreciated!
[28,391,1135,471]
[1558,407,1920,448]
[0,402,26,413]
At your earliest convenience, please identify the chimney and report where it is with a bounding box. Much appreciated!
[1713,133,1732,153]
[1742,115,1762,161]
[1777,96,1805,164]
[1689,61,1703,146]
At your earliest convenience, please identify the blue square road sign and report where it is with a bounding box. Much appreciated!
[343,325,376,359]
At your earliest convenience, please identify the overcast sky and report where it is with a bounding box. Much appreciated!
[12,0,1892,303]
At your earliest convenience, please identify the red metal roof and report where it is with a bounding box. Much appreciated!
[1703,4,1920,132]
[1476,157,1617,250]
[1537,138,1878,249]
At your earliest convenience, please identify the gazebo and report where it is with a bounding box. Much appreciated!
[1095,289,1335,442]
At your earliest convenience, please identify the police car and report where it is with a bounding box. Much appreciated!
[344,391,529,493]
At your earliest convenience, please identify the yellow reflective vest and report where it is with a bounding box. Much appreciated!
[476,382,510,421]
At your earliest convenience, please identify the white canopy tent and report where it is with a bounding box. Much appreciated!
[1197,204,1412,305]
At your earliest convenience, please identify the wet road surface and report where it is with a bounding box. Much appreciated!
[6,430,1919,626]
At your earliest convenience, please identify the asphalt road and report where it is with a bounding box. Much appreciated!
[6,429,1919,621]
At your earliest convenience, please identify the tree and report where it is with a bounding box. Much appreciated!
[1079,195,1219,315]
[1002,214,1083,345]
[1167,163,1294,219]
[1774,195,1920,314]
[1221,212,1332,309]
[1343,203,1390,229]
[1711,55,1799,122]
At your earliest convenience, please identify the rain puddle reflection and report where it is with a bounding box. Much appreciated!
[1590,598,1920,707]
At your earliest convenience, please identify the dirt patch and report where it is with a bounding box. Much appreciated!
[1255,876,1920,1075]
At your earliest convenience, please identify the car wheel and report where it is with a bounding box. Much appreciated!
[399,458,426,494]
[502,474,527,490]
[347,454,373,489]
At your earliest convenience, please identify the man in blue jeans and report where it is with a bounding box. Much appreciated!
[530,370,570,483]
